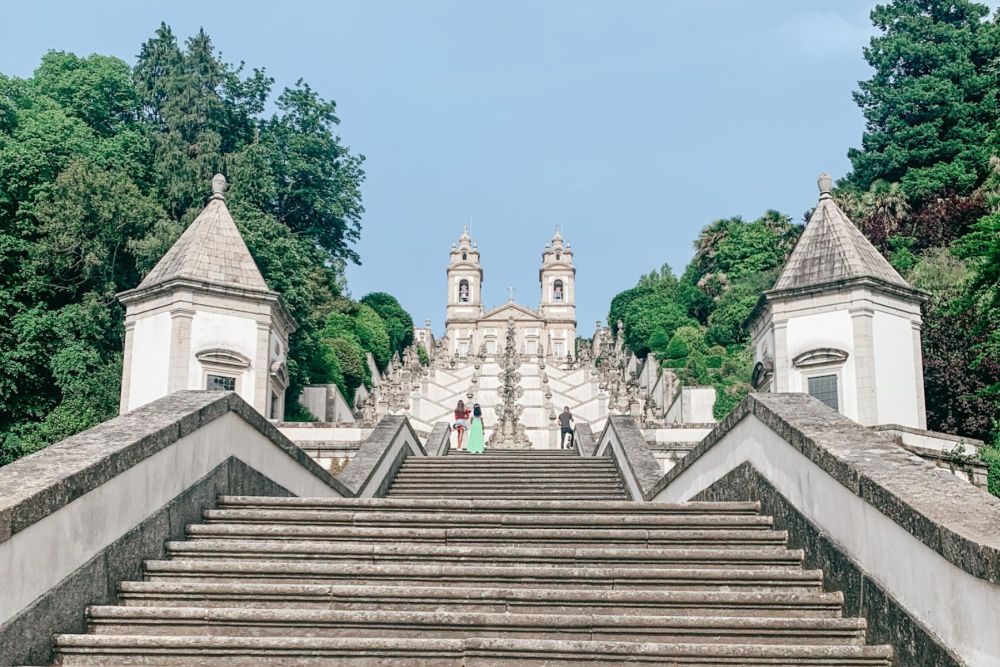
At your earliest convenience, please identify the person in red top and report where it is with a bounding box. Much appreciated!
[453,400,471,450]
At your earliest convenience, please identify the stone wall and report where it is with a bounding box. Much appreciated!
[590,393,1000,666]
[0,391,346,667]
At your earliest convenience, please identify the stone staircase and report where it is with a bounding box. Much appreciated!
[407,360,607,448]
[386,450,628,500]
[46,453,893,665]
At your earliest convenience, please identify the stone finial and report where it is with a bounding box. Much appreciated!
[211,173,227,200]
[817,172,833,199]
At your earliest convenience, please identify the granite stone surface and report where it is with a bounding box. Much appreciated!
[771,184,913,294]
[693,462,961,667]
[0,391,347,545]
[601,415,664,500]
[0,458,293,667]
[135,187,270,293]
[574,423,597,457]
[426,422,452,457]
[655,392,1000,586]
[337,416,426,495]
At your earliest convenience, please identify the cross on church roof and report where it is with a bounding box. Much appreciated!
[507,286,516,302]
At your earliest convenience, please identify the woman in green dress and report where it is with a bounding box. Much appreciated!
[466,403,485,453]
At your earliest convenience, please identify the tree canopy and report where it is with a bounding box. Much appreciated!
[0,26,412,464]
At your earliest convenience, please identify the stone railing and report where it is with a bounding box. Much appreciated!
[592,414,663,500]
[0,391,349,667]
[426,422,453,457]
[590,392,1000,666]
[572,422,598,457]
[336,415,426,498]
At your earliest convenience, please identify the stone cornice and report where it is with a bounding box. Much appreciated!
[118,278,296,334]
[744,276,928,332]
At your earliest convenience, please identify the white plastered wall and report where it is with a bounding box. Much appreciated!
[126,312,171,411]
[873,310,920,427]
[187,311,258,402]
[656,416,1000,666]
[784,309,858,421]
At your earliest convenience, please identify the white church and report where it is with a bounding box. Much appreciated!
[443,226,577,359]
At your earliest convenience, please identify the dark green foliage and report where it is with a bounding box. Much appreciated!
[608,285,653,332]
[848,0,1000,200]
[660,326,706,368]
[886,235,919,275]
[705,281,763,347]
[0,28,414,461]
[607,211,798,423]
[687,211,800,291]
[354,303,392,371]
[325,337,369,403]
[622,290,698,359]
[983,444,1000,498]
[360,292,414,355]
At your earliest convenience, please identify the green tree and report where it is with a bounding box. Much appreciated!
[622,291,697,358]
[354,303,391,371]
[0,27,391,458]
[360,292,414,354]
[848,0,1000,199]
[608,285,653,333]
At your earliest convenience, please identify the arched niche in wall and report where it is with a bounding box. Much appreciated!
[553,279,564,302]
[751,358,774,391]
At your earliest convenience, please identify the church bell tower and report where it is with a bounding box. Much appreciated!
[538,227,577,358]
[444,226,483,356]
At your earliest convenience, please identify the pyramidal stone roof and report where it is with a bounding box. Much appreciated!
[137,174,270,292]
[771,173,912,294]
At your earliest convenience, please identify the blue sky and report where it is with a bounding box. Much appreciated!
[0,1,914,333]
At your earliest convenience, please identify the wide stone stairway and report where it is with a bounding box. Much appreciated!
[386,450,629,500]
[48,451,893,665]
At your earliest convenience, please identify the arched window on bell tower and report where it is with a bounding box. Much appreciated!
[553,279,564,302]
[462,250,467,260]
[459,279,470,303]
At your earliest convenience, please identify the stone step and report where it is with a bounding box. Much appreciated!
[142,560,825,592]
[396,466,620,472]
[186,524,790,549]
[164,540,804,569]
[391,471,622,479]
[202,509,774,530]
[385,494,632,500]
[384,484,626,493]
[52,635,895,665]
[386,479,625,487]
[85,606,869,646]
[399,462,613,467]
[214,497,761,515]
[117,582,846,618]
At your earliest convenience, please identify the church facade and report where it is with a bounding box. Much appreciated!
[443,227,577,358]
